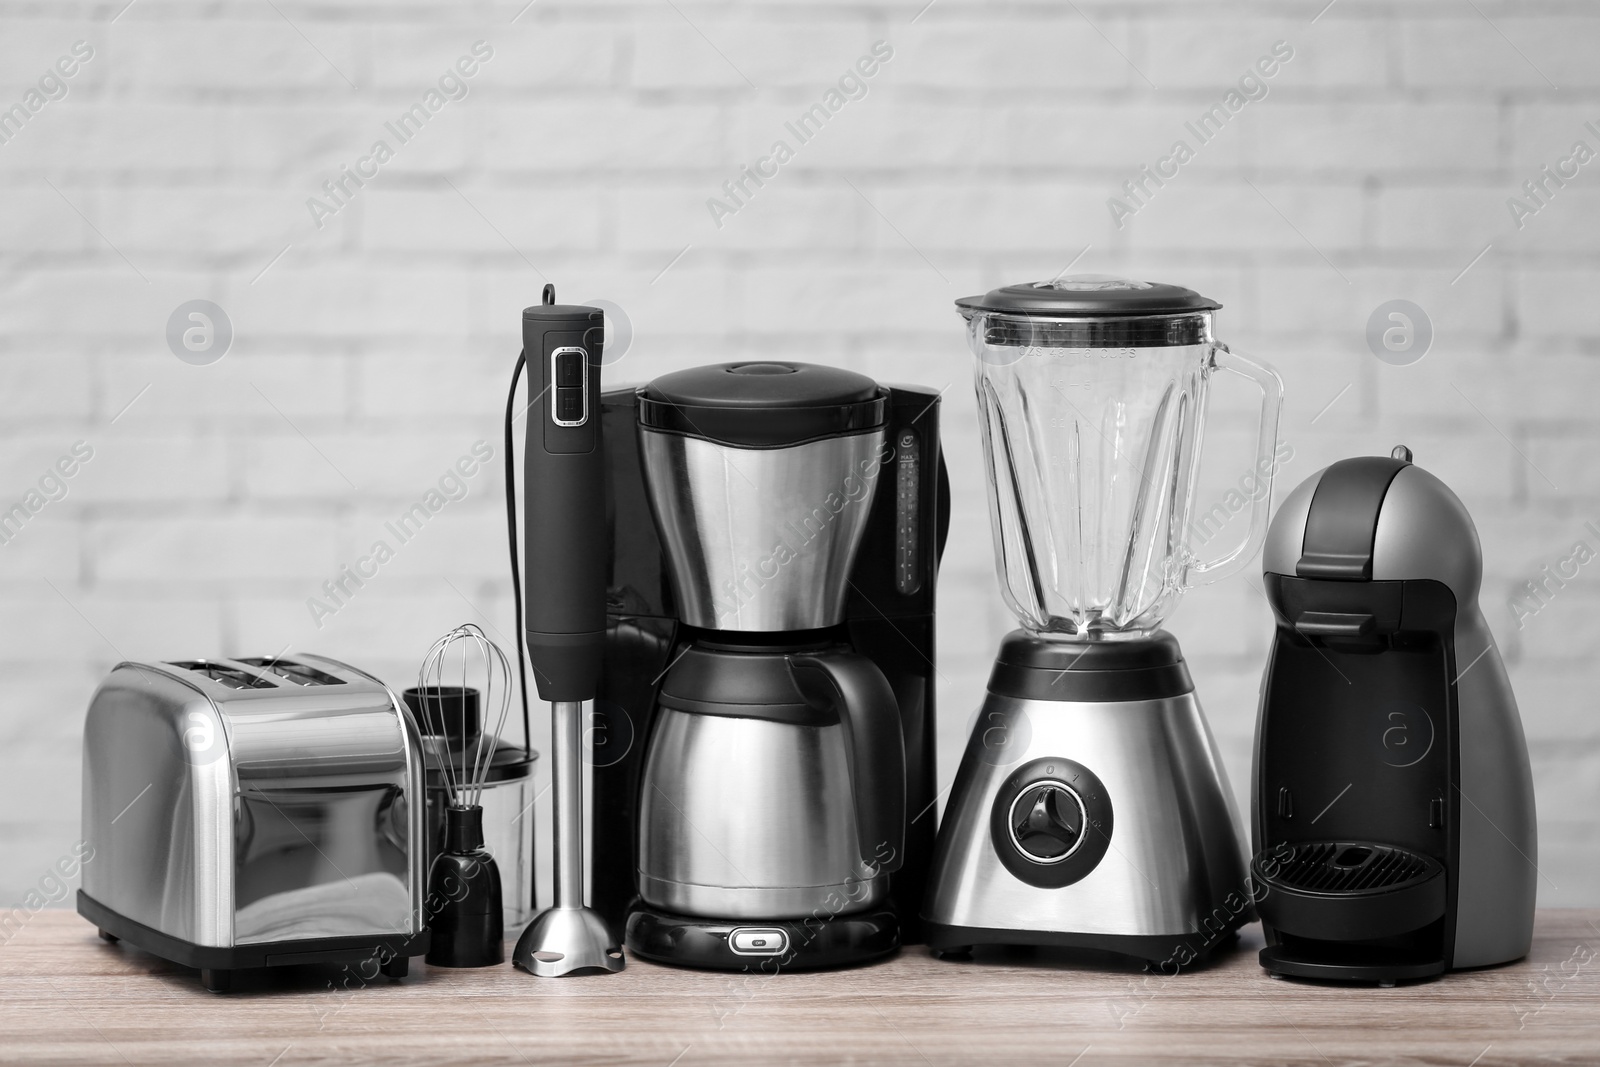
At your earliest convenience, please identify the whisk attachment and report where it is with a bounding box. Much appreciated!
[413,623,515,968]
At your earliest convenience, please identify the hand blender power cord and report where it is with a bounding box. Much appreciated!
[503,348,532,751]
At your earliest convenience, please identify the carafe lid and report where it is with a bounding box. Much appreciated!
[638,361,886,448]
[956,275,1221,317]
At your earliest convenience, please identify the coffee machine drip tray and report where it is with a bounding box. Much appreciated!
[1253,841,1448,983]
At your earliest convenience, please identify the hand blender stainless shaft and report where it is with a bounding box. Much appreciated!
[511,286,624,976]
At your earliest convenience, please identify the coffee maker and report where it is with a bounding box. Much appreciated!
[923,277,1282,969]
[587,362,947,970]
[1251,447,1537,983]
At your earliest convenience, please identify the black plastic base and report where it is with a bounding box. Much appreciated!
[626,907,899,971]
[923,919,1241,973]
[1259,942,1447,985]
[988,630,1194,703]
[424,843,504,969]
[78,890,429,991]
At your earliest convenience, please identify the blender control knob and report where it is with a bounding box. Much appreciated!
[1010,782,1086,862]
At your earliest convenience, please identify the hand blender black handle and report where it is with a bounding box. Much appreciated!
[522,286,607,702]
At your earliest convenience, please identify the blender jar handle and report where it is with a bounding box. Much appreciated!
[1184,342,1285,587]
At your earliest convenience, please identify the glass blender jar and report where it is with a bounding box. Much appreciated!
[964,275,1282,637]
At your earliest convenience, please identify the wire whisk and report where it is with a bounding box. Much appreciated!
[415,622,513,810]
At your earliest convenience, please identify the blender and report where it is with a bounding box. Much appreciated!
[922,276,1283,969]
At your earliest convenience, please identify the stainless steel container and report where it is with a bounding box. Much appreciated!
[639,428,887,631]
[421,738,538,931]
[634,648,897,920]
[78,655,428,991]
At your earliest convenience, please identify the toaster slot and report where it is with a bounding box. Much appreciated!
[234,657,346,687]
[167,660,277,690]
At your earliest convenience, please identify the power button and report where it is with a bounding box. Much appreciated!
[729,928,788,956]
[550,346,589,427]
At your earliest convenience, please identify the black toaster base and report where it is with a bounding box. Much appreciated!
[78,890,430,992]
[625,906,899,971]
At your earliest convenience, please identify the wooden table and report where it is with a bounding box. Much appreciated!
[2,910,1596,1065]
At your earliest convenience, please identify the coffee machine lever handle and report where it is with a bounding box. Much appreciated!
[787,652,906,877]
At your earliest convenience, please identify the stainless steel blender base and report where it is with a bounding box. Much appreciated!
[512,905,624,977]
[922,677,1250,964]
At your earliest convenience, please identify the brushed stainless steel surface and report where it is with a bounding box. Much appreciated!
[637,708,889,920]
[923,689,1248,939]
[514,904,623,978]
[512,699,624,976]
[638,427,889,631]
[551,700,584,908]
[637,874,889,919]
[80,657,425,950]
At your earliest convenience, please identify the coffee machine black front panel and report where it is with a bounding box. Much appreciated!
[846,384,949,945]
[1257,638,1453,855]
[600,389,675,620]
[1253,573,1464,978]
[592,389,677,933]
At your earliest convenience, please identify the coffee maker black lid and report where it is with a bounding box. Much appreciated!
[638,362,887,448]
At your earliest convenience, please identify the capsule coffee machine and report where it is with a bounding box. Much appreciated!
[1251,447,1537,983]
[589,362,949,970]
[923,277,1282,968]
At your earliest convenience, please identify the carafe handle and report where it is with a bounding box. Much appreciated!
[1184,342,1285,587]
[787,652,905,878]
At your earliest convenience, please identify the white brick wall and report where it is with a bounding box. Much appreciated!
[1,0,1596,911]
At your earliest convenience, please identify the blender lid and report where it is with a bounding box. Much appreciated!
[956,275,1222,317]
[638,361,887,448]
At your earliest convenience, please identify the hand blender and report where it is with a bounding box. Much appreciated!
[511,285,625,976]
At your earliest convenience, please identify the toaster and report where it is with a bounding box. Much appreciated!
[77,655,430,992]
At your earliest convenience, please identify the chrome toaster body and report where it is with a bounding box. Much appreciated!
[78,655,428,975]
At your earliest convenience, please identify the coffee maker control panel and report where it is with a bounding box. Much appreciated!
[894,427,922,595]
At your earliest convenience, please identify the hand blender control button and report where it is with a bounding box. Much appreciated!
[554,350,585,387]
[729,928,789,956]
[556,387,585,423]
